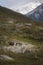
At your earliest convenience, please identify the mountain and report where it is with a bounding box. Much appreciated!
[0,6,30,22]
[0,6,43,65]
[16,2,41,14]
[26,3,43,22]
[0,5,43,42]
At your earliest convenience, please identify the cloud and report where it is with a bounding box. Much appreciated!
[0,0,43,11]
[15,2,41,14]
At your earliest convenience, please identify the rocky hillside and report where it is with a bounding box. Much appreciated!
[0,6,43,65]
[0,6,43,44]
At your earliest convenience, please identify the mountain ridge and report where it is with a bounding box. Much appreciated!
[26,3,43,22]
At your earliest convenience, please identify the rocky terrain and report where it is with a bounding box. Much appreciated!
[0,6,43,65]
[0,40,40,53]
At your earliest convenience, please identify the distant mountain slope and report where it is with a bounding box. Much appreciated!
[26,3,43,22]
[0,6,30,22]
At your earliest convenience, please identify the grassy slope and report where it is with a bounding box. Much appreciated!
[0,6,43,65]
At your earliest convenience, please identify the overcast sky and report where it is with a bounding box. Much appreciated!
[0,0,43,10]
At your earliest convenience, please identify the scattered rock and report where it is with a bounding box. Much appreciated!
[16,42,22,46]
[8,41,14,46]
[0,40,39,53]
[0,55,14,61]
